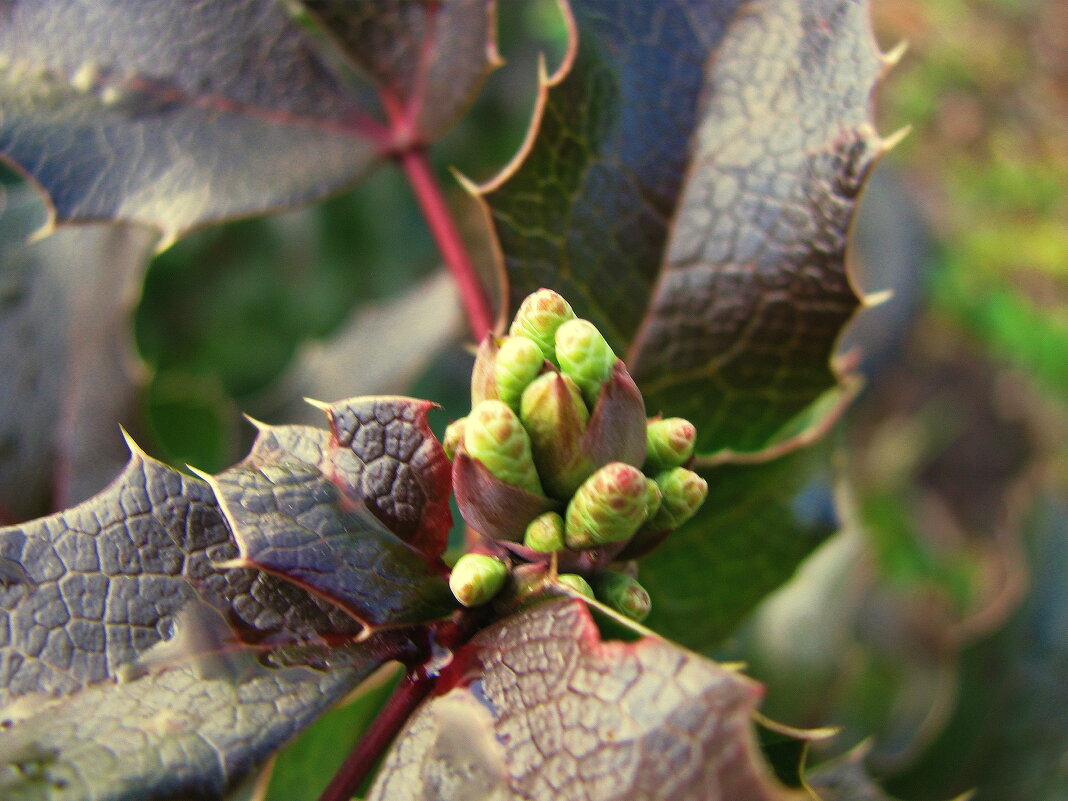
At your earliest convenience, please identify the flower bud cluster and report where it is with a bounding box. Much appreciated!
[445,289,708,620]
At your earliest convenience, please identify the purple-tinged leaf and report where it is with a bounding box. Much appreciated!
[453,450,561,542]
[0,399,455,798]
[301,0,500,141]
[0,0,497,241]
[482,0,892,457]
[319,396,454,557]
[0,185,157,520]
[368,598,800,800]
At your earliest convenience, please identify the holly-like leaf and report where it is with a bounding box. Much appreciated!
[0,184,157,521]
[0,395,456,798]
[482,0,891,457]
[638,444,838,654]
[0,0,497,242]
[367,597,801,801]
[206,397,455,629]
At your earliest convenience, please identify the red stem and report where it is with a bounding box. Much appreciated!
[398,147,495,340]
[317,670,435,801]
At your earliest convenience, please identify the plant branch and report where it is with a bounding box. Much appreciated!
[317,669,435,801]
[398,147,495,340]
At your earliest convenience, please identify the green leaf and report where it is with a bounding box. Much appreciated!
[0,0,497,242]
[481,0,889,457]
[0,184,158,520]
[638,444,837,653]
[367,597,800,801]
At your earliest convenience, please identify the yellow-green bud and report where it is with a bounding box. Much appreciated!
[555,319,617,405]
[650,467,708,530]
[557,573,594,598]
[495,336,544,411]
[644,418,697,472]
[591,571,651,621]
[465,400,544,496]
[644,477,663,521]
[449,553,509,607]
[509,289,576,364]
[524,511,566,553]
[520,371,590,498]
[442,418,466,461]
[565,462,651,549]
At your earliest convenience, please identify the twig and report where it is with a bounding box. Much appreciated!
[316,669,435,801]
[398,147,495,340]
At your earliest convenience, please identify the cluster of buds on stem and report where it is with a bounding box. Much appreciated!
[445,290,707,622]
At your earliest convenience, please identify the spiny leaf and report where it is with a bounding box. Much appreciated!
[0,0,497,242]
[481,0,892,458]
[207,397,455,629]
[367,597,803,801]
[638,443,838,654]
[0,396,456,798]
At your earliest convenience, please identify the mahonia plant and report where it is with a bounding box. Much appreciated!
[0,0,894,798]
[448,290,707,620]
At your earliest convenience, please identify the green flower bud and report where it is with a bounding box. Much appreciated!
[644,417,697,472]
[644,477,663,521]
[524,511,566,553]
[509,289,576,364]
[555,319,617,405]
[442,417,466,461]
[449,553,509,607]
[650,467,708,530]
[465,400,544,496]
[495,336,545,411]
[556,573,594,598]
[520,371,590,498]
[565,462,651,549]
[591,571,652,621]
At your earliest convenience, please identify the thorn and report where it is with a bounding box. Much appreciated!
[881,39,909,70]
[118,426,148,458]
[186,464,215,483]
[450,166,481,198]
[863,288,894,308]
[242,413,269,431]
[880,125,912,154]
[303,396,331,413]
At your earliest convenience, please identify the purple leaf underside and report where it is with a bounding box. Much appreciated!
[0,0,497,240]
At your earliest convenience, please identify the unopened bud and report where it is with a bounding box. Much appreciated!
[470,336,500,406]
[644,418,697,472]
[555,319,617,405]
[650,467,708,530]
[591,571,651,621]
[442,418,466,460]
[644,477,663,520]
[495,336,545,411]
[557,573,594,598]
[565,462,650,549]
[465,400,543,496]
[520,371,589,498]
[509,289,576,364]
[524,511,566,553]
[449,553,509,607]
